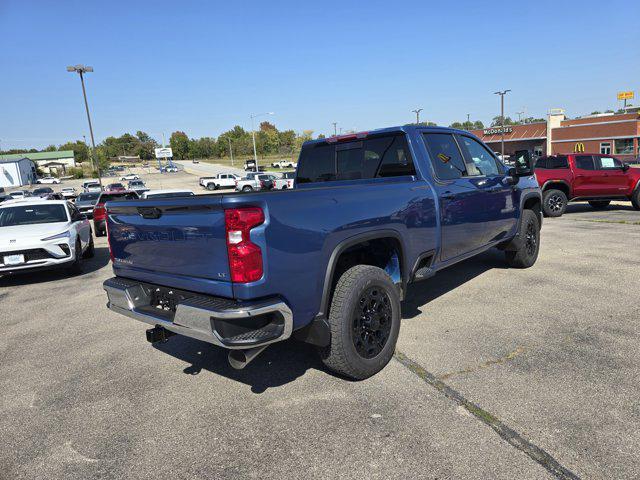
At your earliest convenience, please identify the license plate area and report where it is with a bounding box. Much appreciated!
[4,254,25,266]
[149,286,194,313]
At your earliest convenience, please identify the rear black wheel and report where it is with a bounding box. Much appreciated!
[588,200,610,210]
[542,189,567,217]
[242,186,253,192]
[505,209,540,268]
[318,265,401,380]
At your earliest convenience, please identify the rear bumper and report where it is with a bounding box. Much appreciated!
[103,277,293,349]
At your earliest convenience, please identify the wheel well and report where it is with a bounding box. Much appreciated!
[543,182,570,198]
[330,237,403,304]
[523,196,542,226]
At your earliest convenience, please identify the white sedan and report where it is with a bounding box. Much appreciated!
[36,176,61,184]
[120,173,140,181]
[61,187,77,199]
[0,199,94,275]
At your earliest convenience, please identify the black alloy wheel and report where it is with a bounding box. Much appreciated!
[352,286,393,359]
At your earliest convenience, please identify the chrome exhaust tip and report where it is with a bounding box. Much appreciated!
[228,346,268,370]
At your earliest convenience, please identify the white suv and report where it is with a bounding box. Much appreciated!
[0,199,94,275]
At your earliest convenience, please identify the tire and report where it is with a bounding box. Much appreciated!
[95,227,105,237]
[542,189,567,217]
[83,234,95,259]
[67,240,84,274]
[281,186,288,190]
[589,200,610,210]
[242,186,253,192]
[318,265,401,380]
[631,189,640,211]
[505,209,540,268]
[206,183,216,191]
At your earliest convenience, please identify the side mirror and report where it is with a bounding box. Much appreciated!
[622,163,630,172]
[513,150,533,176]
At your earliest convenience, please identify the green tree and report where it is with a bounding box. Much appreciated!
[490,116,515,127]
[59,140,90,163]
[44,144,57,152]
[169,131,190,159]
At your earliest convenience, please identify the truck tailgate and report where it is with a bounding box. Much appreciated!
[105,196,232,296]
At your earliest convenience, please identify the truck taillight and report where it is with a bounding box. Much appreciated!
[224,207,265,283]
[105,210,115,263]
[93,203,106,221]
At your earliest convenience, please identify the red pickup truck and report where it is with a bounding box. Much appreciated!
[534,153,640,217]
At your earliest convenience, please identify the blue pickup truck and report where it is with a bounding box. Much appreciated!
[103,125,542,379]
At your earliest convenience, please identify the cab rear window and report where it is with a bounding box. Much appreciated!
[296,134,415,184]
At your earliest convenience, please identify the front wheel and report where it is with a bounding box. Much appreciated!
[206,183,217,191]
[83,235,95,258]
[242,186,253,192]
[589,200,610,210]
[318,265,401,380]
[505,209,540,268]
[542,189,567,217]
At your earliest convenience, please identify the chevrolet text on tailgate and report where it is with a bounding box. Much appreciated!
[103,125,542,379]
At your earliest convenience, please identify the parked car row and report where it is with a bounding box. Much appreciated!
[198,171,296,193]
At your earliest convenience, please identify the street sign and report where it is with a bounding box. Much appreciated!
[617,91,634,101]
[154,147,173,159]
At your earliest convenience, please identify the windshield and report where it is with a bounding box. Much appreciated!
[145,191,194,199]
[77,193,100,202]
[0,204,68,227]
[99,192,139,202]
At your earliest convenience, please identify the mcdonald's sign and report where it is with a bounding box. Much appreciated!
[574,142,585,153]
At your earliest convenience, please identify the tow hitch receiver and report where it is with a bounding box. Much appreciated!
[146,326,175,344]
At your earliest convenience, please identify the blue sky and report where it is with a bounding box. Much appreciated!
[1,0,638,149]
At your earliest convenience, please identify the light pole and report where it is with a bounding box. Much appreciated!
[412,108,423,124]
[67,64,102,188]
[494,90,511,160]
[228,137,234,166]
[250,112,274,170]
[332,122,337,137]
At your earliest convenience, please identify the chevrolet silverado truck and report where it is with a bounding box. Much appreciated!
[534,153,640,217]
[102,126,542,379]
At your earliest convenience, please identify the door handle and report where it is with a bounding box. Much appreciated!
[442,191,456,200]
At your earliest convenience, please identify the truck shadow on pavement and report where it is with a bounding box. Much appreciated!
[0,246,111,286]
[402,249,508,319]
[152,249,513,390]
[561,203,637,215]
[153,336,325,393]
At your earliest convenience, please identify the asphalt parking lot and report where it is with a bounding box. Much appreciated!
[1,174,639,479]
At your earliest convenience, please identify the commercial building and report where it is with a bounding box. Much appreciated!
[0,157,37,188]
[470,110,640,162]
[0,150,76,174]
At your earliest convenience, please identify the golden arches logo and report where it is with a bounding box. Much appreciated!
[574,142,585,153]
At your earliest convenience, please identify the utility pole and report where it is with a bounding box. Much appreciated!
[250,112,274,171]
[412,108,423,124]
[67,64,102,188]
[332,122,337,137]
[228,137,234,166]
[494,90,511,160]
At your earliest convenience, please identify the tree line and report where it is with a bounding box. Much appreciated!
[0,123,315,170]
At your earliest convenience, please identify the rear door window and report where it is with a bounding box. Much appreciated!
[575,155,595,170]
[548,156,569,169]
[296,134,415,184]
[422,133,468,180]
